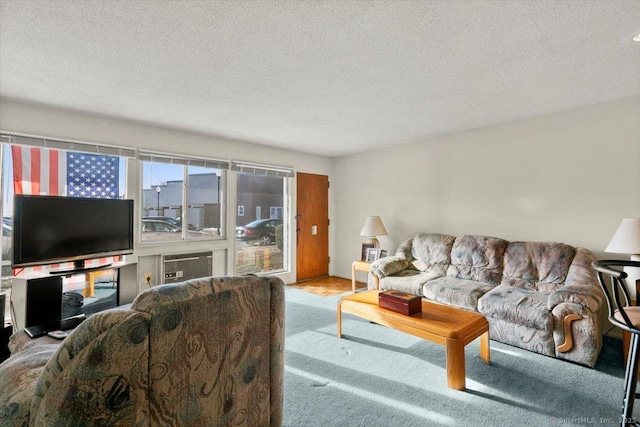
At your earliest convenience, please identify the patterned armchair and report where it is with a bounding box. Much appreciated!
[0,275,285,426]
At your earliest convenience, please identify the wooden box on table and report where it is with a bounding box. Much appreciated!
[378,290,422,316]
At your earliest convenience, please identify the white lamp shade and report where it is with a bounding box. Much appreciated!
[605,218,640,256]
[360,216,388,238]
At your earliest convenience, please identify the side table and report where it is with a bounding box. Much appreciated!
[351,261,371,293]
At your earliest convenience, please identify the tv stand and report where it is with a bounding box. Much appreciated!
[11,261,134,331]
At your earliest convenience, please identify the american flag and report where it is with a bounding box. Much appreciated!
[11,146,66,195]
[67,152,119,198]
[11,146,119,199]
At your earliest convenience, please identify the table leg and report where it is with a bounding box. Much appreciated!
[446,338,466,390]
[84,272,96,298]
[337,302,342,338]
[480,331,490,364]
[351,263,356,293]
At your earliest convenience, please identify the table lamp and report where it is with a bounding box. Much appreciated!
[605,218,640,299]
[360,216,388,248]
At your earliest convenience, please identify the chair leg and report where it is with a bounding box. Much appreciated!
[622,333,640,426]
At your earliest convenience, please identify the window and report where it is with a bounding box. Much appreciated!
[232,161,293,275]
[270,206,283,219]
[139,152,228,243]
[238,205,244,216]
[0,133,133,325]
[187,166,223,236]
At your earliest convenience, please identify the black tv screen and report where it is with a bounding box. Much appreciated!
[12,195,134,268]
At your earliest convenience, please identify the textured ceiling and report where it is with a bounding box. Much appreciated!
[1,0,639,157]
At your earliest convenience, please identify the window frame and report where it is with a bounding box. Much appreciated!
[138,151,229,245]
[232,161,294,275]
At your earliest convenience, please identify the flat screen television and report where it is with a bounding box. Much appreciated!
[12,195,134,270]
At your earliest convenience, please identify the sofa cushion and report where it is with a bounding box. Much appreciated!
[380,270,441,295]
[409,233,456,276]
[501,241,576,294]
[478,284,552,331]
[446,235,508,286]
[423,276,494,311]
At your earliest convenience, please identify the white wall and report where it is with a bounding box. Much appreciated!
[331,97,640,282]
[3,96,639,288]
[0,98,332,286]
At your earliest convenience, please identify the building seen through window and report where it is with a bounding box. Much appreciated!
[234,172,287,275]
[140,162,223,242]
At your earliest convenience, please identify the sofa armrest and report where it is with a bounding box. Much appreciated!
[548,283,604,313]
[368,238,413,289]
[9,330,63,354]
[548,247,603,313]
[0,343,60,426]
[370,255,410,280]
[30,309,151,426]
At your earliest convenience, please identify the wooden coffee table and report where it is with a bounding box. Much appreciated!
[337,290,490,390]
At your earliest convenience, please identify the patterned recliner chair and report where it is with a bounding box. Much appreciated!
[0,275,285,426]
[369,233,604,367]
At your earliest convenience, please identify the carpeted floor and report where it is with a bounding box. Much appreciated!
[282,285,630,427]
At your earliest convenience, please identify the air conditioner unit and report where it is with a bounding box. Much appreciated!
[163,251,213,284]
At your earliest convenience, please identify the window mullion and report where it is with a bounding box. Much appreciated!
[182,165,188,240]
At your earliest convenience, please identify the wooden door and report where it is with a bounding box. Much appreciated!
[296,173,329,281]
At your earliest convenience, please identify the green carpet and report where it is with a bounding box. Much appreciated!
[282,286,630,427]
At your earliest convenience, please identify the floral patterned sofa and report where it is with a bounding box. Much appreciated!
[0,275,285,426]
[368,233,604,367]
